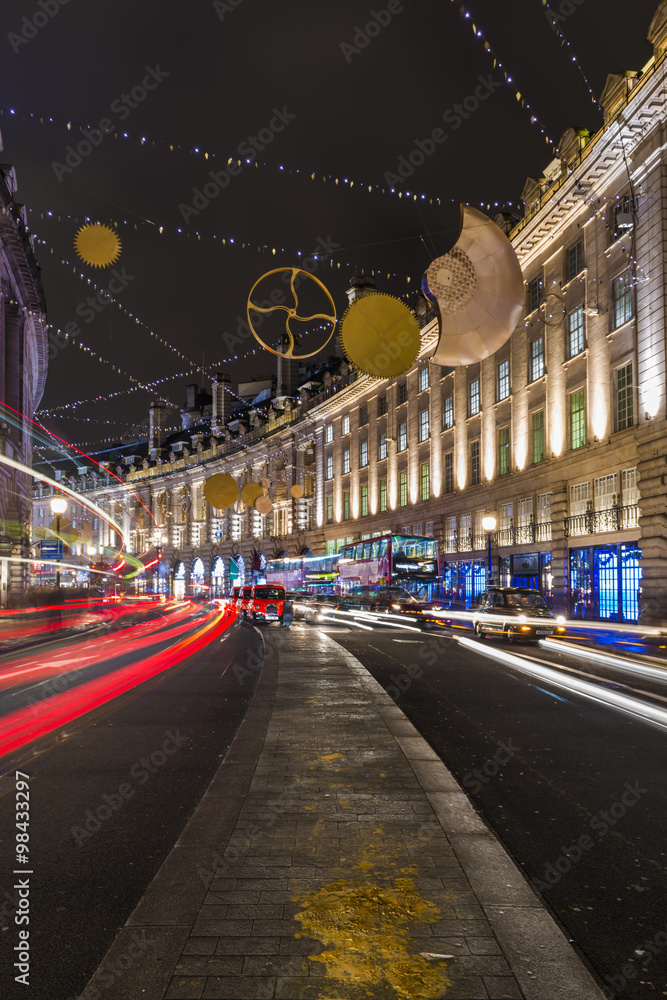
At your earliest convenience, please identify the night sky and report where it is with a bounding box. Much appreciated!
[0,0,659,451]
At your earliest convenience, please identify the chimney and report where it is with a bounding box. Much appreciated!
[185,383,198,410]
[149,402,169,454]
[346,273,377,306]
[212,371,232,434]
[276,335,299,398]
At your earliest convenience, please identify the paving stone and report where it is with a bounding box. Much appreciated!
[202,976,276,998]
[165,977,206,999]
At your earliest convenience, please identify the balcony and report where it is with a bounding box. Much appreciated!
[495,519,552,547]
[565,503,639,538]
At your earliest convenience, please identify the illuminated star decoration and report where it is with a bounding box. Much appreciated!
[74,223,122,268]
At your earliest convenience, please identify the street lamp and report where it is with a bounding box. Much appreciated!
[482,510,497,587]
[50,496,68,590]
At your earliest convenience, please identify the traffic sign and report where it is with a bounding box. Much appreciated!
[40,539,64,560]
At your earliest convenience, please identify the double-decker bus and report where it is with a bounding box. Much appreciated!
[264,553,340,594]
[338,534,439,600]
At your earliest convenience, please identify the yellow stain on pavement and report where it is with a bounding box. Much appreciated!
[319,753,343,762]
[293,877,450,998]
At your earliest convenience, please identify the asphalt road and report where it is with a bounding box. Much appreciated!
[0,610,262,1000]
[318,624,667,1000]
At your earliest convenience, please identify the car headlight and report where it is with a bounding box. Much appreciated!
[556,615,565,624]
[392,603,401,610]
[518,614,527,622]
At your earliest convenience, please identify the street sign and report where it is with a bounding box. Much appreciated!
[40,539,64,560]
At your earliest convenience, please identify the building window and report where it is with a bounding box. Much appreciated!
[342,449,350,474]
[496,359,510,402]
[342,415,350,435]
[360,441,369,467]
[537,492,551,524]
[379,477,387,512]
[399,471,408,507]
[569,481,590,516]
[498,427,510,476]
[397,381,407,405]
[569,389,586,450]
[442,393,454,429]
[325,423,333,444]
[594,473,617,511]
[529,335,545,382]
[470,440,481,485]
[360,405,368,426]
[361,484,369,516]
[378,432,387,461]
[419,409,430,442]
[622,468,638,506]
[326,495,333,524]
[611,195,632,242]
[444,452,454,494]
[343,491,350,520]
[468,378,480,417]
[527,276,543,313]
[612,271,633,330]
[532,410,545,464]
[326,456,333,480]
[567,306,585,359]
[566,240,583,282]
[398,421,407,452]
[615,361,633,431]
[419,367,429,392]
[420,462,430,501]
[378,393,387,416]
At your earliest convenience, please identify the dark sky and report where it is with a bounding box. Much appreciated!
[0,0,660,450]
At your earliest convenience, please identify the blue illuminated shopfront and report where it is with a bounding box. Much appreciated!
[569,543,641,623]
[442,560,487,609]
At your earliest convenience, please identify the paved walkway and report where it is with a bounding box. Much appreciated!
[80,625,606,1000]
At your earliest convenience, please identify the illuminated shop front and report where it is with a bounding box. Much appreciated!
[442,560,487,609]
[569,544,641,623]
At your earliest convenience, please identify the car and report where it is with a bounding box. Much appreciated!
[472,587,566,643]
[248,585,293,627]
[344,586,443,629]
[290,592,320,619]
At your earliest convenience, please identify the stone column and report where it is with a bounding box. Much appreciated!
[548,479,568,616]
[637,426,667,623]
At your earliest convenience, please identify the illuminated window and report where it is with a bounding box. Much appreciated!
[569,389,586,450]
[397,381,407,404]
[419,409,430,442]
[326,495,333,523]
[398,421,408,452]
[442,393,454,429]
[361,484,369,516]
[615,361,633,431]
[529,336,545,382]
[378,432,387,461]
[342,415,350,435]
[622,468,638,506]
[379,477,387,512]
[342,449,350,474]
[569,481,590,516]
[470,440,481,485]
[360,405,368,426]
[468,378,480,417]
[527,276,543,313]
[360,441,368,467]
[611,195,633,242]
[612,272,633,330]
[498,427,510,476]
[419,367,429,392]
[326,456,333,480]
[496,359,510,401]
[566,240,583,282]
[399,471,408,506]
[444,452,453,493]
[567,306,585,359]
[537,492,551,524]
[343,491,350,520]
[594,473,617,511]
[420,462,430,501]
[325,423,333,443]
[378,393,387,415]
[532,410,545,463]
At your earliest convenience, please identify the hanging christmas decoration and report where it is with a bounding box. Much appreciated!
[254,495,272,514]
[424,205,524,366]
[247,268,337,359]
[240,482,264,507]
[339,294,421,379]
[74,223,122,268]
[51,517,80,545]
[204,474,238,510]
[78,520,93,543]
[290,485,304,499]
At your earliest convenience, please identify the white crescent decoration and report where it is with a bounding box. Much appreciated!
[423,205,524,366]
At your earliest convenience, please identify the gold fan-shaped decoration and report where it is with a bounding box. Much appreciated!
[339,294,421,379]
[74,223,122,268]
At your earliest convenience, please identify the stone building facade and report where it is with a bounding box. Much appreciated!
[1,130,48,605]
[33,1,667,622]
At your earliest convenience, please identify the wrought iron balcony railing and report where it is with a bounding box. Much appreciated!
[565,503,639,538]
